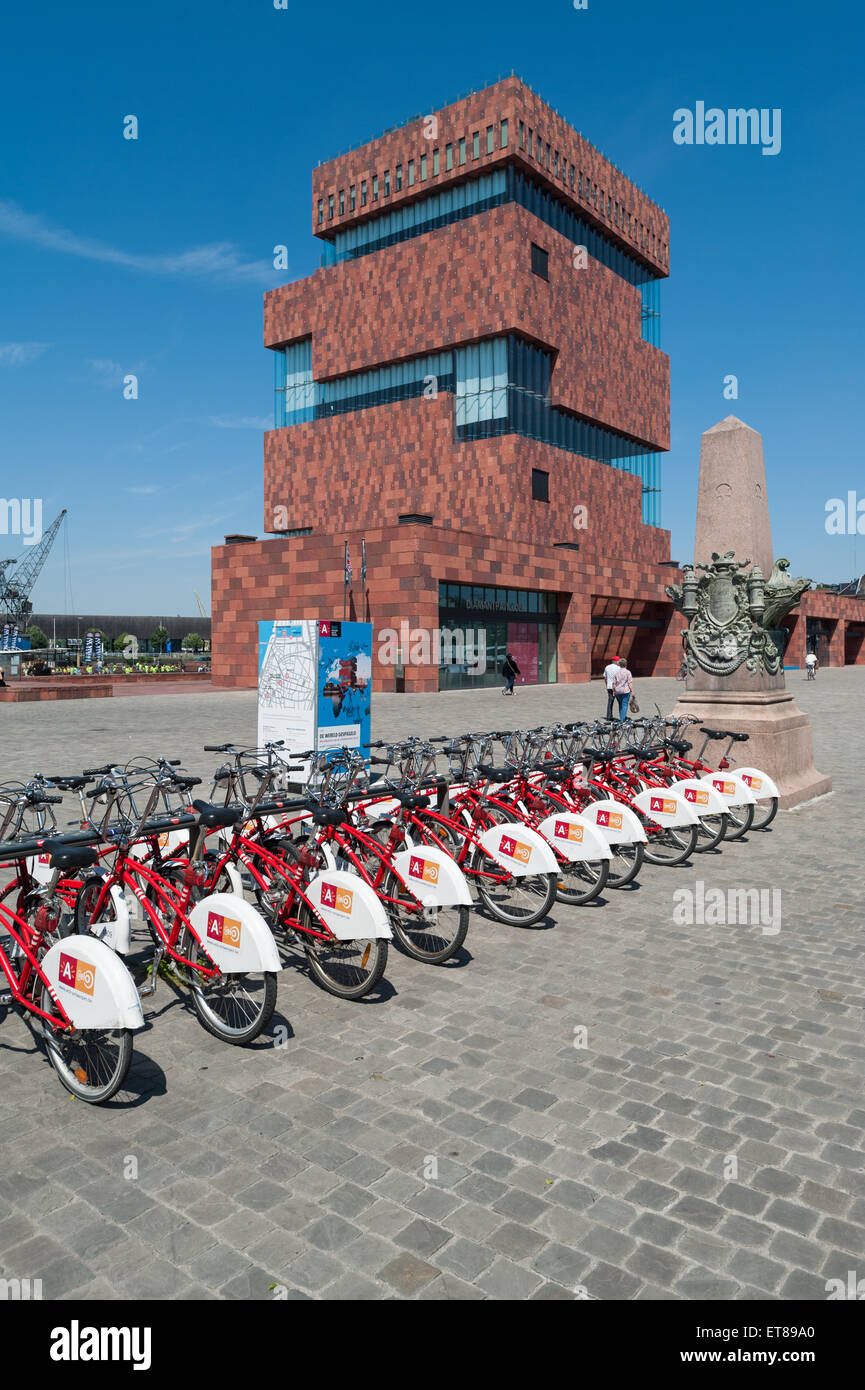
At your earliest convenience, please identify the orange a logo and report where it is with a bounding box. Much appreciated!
[58,952,95,996]
[207,911,242,948]
[500,835,532,864]
[741,774,762,790]
[684,788,709,805]
[713,779,737,796]
[649,796,678,816]
[335,886,353,914]
[409,856,439,884]
[554,820,584,843]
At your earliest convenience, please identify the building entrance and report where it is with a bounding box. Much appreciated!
[438,583,558,691]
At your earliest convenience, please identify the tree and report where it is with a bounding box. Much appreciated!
[113,632,130,652]
[25,624,49,649]
[183,632,204,652]
[151,625,169,652]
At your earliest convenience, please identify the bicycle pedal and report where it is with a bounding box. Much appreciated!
[0,992,12,1005]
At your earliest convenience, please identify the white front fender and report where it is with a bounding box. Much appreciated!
[41,936,144,1030]
[305,869,392,940]
[391,845,473,905]
[477,823,558,876]
[632,788,700,827]
[188,893,283,973]
[535,813,612,863]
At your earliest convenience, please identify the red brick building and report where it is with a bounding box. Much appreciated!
[212,76,685,691]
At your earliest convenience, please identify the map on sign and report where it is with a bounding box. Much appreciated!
[259,622,316,715]
[257,621,317,766]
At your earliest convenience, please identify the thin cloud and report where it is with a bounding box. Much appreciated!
[0,341,52,366]
[209,414,271,430]
[0,200,277,286]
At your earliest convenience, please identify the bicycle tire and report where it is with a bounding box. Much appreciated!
[693,812,728,853]
[41,986,133,1103]
[643,822,698,866]
[750,796,778,830]
[605,840,644,888]
[724,801,754,840]
[555,855,609,906]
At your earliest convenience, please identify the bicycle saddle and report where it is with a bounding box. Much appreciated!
[667,739,692,754]
[726,732,749,742]
[310,807,346,827]
[699,728,727,740]
[393,792,430,809]
[542,767,572,783]
[476,764,515,783]
[45,776,91,791]
[191,800,243,829]
[582,748,615,763]
[139,813,198,835]
[48,844,98,872]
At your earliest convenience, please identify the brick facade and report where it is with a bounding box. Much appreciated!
[212,78,680,694]
[782,590,865,668]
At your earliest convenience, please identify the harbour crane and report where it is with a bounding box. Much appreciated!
[0,509,67,625]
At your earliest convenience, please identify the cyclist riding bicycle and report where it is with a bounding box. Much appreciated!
[805,651,818,679]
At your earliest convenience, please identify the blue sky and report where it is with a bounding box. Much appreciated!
[2,0,863,616]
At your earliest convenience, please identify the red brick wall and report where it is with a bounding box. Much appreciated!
[212,524,681,692]
[312,77,668,277]
[265,204,668,450]
[782,591,865,666]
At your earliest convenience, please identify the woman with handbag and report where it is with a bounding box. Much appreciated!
[612,657,634,721]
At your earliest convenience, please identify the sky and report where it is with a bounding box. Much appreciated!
[1,0,863,617]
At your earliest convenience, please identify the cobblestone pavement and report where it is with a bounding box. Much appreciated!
[0,670,862,1300]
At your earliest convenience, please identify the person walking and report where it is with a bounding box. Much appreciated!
[502,651,520,695]
[612,656,633,721]
[603,655,621,719]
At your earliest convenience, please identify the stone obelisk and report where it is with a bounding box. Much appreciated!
[673,417,831,809]
[693,417,774,580]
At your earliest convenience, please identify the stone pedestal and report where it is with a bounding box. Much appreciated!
[677,415,831,810]
[673,685,831,810]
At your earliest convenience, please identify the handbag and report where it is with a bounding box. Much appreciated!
[630,695,640,714]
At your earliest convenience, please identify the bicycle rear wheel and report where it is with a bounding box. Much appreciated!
[605,841,644,888]
[555,857,608,906]
[693,812,728,852]
[724,802,755,840]
[750,796,778,830]
[643,822,698,866]
[303,929,388,999]
[40,987,132,1103]
[182,933,277,1045]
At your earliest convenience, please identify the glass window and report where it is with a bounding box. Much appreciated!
[459,137,466,165]
[328,194,334,219]
[407,159,414,186]
[395,164,402,191]
[578,171,583,195]
[372,174,378,200]
[349,185,356,211]
[473,585,484,607]
[508,590,518,610]
[317,198,323,225]
[361,180,367,206]
[570,164,575,189]
[338,189,345,215]
[482,128,489,156]
[531,469,549,502]
[531,243,549,280]
[485,587,496,606]
[528,129,533,156]
[445,143,453,170]
[528,590,539,612]
[454,339,508,426]
[384,169,390,195]
[433,148,440,175]
[420,152,427,179]
[518,120,525,148]
[553,150,559,176]
[545,143,551,169]
[500,119,508,147]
